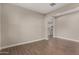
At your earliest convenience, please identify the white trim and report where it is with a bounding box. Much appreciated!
[44,37,48,40]
[54,36,79,42]
[0,38,46,50]
[54,7,79,17]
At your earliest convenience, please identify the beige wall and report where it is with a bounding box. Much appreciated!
[0,4,1,48]
[1,4,45,47]
[55,12,79,40]
[47,3,79,40]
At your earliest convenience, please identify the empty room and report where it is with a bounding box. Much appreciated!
[0,3,79,55]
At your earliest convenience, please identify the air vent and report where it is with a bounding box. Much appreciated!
[50,3,56,7]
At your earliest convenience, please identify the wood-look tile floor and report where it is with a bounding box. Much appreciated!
[0,38,79,55]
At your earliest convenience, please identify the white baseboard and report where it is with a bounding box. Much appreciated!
[54,36,79,42]
[0,38,46,50]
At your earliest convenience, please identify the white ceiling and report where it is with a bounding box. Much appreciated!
[14,3,68,14]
